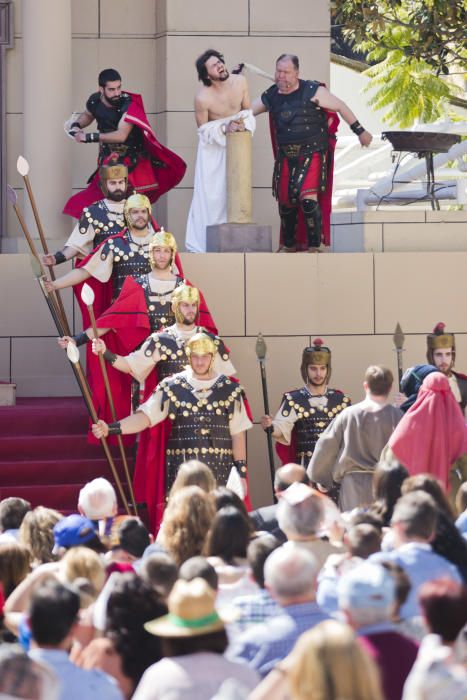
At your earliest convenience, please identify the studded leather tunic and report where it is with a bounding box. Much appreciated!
[279,387,351,463]
[158,374,246,489]
[86,91,145,165]
[99,230,153,299]
[143,327,230,382]
[133,275,184,332]
[261,81,328,148]
[78,201,125,248]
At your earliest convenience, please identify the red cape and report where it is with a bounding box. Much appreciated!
[270,85,339,249]
[135,375,252,535]
[64,92,186,218]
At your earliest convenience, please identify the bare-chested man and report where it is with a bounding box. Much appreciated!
[185,49,256,252]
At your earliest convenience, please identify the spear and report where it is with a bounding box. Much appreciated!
[16,156,71,336]
[81,283,137,514]
[7,185,70,335]
[393,322,405,391]
[255,333,276,500]
[66,342,131,515]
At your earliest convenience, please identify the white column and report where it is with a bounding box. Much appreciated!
[22,0,72,239]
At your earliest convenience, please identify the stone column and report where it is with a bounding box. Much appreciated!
[22,0,71,240]
[226,131,253,224]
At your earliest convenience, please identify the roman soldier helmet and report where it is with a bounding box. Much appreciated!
[98,152,128,196]
[171,284,200,324]
[426,322,455,366]
[300,338,332,383]
[123,193,152,227]
[148,227,178,270]
[186,332,217,371]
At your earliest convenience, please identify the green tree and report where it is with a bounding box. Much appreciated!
[331,0,466,126]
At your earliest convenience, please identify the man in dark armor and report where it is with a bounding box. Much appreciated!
[92,332,252,526]
[91,285,231,530]
[252,54,372,251]
[426,322,467,416]
[63,68,186,218]
[261,339,351,472]
[42,155,129,268]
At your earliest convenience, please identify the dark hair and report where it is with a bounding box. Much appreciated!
[195,49,225,86]
[276,54,299,70]
[118,518,150,558]
[247,535,281,588]
[0,498,31,532]
[419,578,467,642]
[178,556,219,591]
[29,580,80,646]
[212,487,253,532]
[205,506,250,564]
[365,365,393,396]
[371,458,409,526]
[141,553,178,599]
[346,524,381,559]
[98,68,122,87]
[0,646,45,698]
[0,542,31,597]
[349,509,384,531]
[401,474,455,520]
[161,629,228,658]
[381,561,411,611]
[106,573,167,685]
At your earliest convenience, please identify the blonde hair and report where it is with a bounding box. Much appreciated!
[60,546,106,603]
[169,460,216,499]
[161,486,216,566]
[19,507,63,566]
[287,620,384,700]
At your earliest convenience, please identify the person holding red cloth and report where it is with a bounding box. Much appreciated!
[389,371,467,494]
[63,68,186,218]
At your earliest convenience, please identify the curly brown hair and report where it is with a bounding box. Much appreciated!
[19,507,63,566]
[160,486,215,566]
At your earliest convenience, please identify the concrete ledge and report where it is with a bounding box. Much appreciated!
[206,223,272,252]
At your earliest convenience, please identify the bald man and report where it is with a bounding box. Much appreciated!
[249,463,308,539]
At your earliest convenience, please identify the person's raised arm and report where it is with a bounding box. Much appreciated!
[44,266,91,292]
[92,338,133,375]
[314,86,372,146]
[252,96,268,116]
[92,410,151,439]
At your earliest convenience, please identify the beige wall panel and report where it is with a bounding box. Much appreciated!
[224,335,311,419]
[156,188,192,244]
[72,39,157,113]
[0,338,11,383]
[13,0,22,35]
[252,122,275,188]
[6,37,22,114]
[251,188,281,246]
[425,211,467,223]
[351,211,426,224]
[246,253,374,336]
[250,0,329,34]
[163,37,330,111]
[179,253,245,337]
[247,424,278,509]
[100,0,156,37]
[0,256,74,336]
[11,336,80,397]
[158,0,249,34]
[332,222,383,253]
[382,222,467,252]
[6,113,22,190]
[374,252,467,334]
[154,36,167,115]
[71,0,99,36]
[151,112,195,186]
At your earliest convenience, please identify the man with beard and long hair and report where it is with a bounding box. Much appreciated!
[92,332,252,500]
[261,339,351,473]
[41,155,129,269]
[426,322,467,417]
[185,49,255,252]
[63,68,185,218]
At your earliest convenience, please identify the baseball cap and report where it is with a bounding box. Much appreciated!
[338,562,396,611]
[52,514,97,554]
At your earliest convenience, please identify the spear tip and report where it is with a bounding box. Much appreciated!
[66,342,80,364]
[255,332,267,361]
[393,322,405,349]
[17,155,30,176]
[81,282,95,306]
[6,184,18,205]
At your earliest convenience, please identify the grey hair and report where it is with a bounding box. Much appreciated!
[264,545,318,598]
[277,494,324,537]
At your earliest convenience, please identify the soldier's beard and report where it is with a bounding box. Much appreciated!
[107,189,125,202]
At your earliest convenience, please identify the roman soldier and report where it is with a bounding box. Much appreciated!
[426,322,467,415]
[261,339,351,466]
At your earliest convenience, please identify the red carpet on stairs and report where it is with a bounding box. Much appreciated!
[0,397,134,513]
